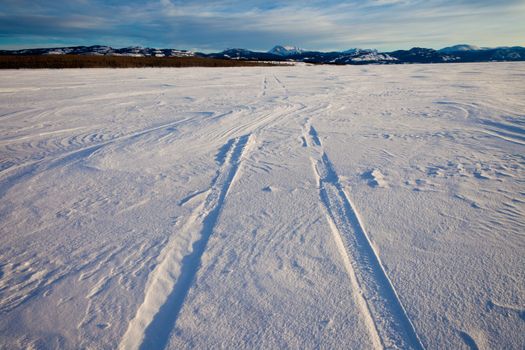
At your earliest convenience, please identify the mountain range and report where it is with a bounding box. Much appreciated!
[1,44,524,65]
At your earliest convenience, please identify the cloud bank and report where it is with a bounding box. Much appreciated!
[1,0,524,51]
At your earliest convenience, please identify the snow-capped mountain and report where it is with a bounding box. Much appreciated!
[342,48,376,55]
[388,47,459,63]
[346,52,397,63]
[438,45,525,61]
[0,45,195,58]
[207,48,281,61]
[438,44,482,53]
[2,44,524,65]
[268,45,305,56]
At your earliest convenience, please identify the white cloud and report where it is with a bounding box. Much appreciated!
[1,0,524,51]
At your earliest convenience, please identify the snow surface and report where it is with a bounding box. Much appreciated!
[0,63,524,349]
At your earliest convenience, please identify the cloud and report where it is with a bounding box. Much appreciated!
[0,0,524,51]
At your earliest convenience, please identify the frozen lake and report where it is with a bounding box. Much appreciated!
[1,63,524,349]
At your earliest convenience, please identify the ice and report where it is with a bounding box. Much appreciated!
[0,63,524,349]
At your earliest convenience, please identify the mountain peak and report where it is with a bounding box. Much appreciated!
[438,44,482,53]
[268,45,305,56]
[343,48,377,55]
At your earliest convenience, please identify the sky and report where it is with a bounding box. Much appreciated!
[1,0,524,52]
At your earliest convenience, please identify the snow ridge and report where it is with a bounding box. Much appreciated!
[304,122,425,350]
[120,134,254,350]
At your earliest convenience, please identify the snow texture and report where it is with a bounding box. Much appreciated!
[0,63,524,349]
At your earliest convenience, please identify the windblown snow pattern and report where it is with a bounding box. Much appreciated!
[0,63,524,349]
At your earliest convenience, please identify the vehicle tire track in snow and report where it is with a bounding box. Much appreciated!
[273,74,288,97]
[119,134,255,350]
[304,122,425,350]
[261,76,268,97]
[201,101,321,149]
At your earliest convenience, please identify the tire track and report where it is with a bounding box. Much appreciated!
[303,122,425,350]
[261,76,268,97]
[210,102,304,142]
[181,74,300,146]
[273,74,288,96]
[119,134,255,350]
[2,71,285,180]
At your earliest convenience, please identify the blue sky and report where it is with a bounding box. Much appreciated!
[1,0,524,51]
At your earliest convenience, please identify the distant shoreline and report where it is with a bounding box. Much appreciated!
[0,55,282,69]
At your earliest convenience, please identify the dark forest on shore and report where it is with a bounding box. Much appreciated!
[0,55,279,69]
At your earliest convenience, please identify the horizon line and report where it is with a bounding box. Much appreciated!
[1,42,523,53]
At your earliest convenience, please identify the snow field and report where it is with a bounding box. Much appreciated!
[0,63,524,349]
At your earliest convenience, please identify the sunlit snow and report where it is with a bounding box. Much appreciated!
[1,63,524,349]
